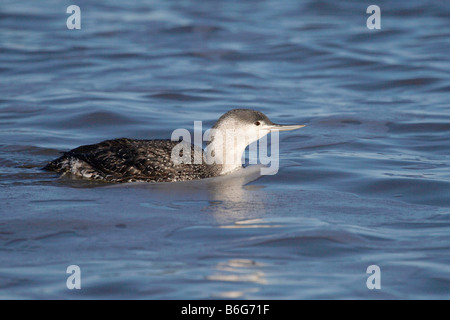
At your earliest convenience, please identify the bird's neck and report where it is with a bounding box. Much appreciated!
[205,128,251,175]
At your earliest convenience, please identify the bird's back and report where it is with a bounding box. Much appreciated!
[44,138,220,183]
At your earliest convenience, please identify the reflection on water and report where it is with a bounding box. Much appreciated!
[117,164,271,223]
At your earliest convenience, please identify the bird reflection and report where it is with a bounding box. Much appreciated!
[207,259,267,298]
[118,165,272,223]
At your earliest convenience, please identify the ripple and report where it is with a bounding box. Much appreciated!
[164,24,223,34]
[388,121,450,134]
[147,92,213,102]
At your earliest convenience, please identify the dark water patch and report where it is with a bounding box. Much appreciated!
[0,12,56,23]
[0,145,60,156]
[389,77,441,88]
[147,92,214,102]
[164,24,223,34]
[39,96,97,106]
[387,121,450,134]
[94,52,148,60]
[341,120,362,125]
[37,110,143,130]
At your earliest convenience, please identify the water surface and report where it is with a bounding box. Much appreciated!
[0,0,449,299]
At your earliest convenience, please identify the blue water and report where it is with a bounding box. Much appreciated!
[1,0,449,299]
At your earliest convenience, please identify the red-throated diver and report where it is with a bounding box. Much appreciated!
[44,109,305,183]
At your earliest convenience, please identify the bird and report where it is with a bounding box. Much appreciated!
[43,109,305,183]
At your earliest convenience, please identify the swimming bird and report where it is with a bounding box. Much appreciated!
[44,109,305,183]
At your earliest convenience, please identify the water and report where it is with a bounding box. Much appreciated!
[0,0,449,299]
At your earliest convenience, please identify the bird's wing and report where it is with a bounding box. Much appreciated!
[65,138,208,182]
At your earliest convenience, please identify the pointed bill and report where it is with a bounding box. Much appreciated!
[265,124,306,132]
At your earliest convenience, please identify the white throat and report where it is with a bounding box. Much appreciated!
[205,124,269,175]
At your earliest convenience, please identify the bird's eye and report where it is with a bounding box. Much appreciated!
[254,121,261,126]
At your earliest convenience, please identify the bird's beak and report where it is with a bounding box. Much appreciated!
[265,124,306,132]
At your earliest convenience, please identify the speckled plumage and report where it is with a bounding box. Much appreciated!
[44,138,221,183]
